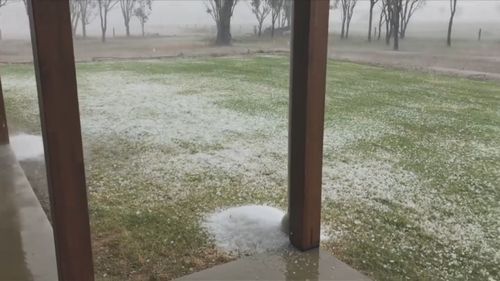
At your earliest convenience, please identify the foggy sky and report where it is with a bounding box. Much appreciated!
[0,0,499,39]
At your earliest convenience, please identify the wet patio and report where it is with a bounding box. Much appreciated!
[177,247,370,281]
[0,145,57,281]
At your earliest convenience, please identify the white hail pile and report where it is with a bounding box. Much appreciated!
[10,134,44,161]
[203,205,289,254]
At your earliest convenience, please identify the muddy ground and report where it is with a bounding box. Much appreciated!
[1,34,500,80]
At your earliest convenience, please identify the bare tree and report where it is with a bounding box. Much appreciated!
[98,0,118,42]
[250,0,271,37]
[0,0,7,39]
[268,0,283,38]
[377,0,417,46]
[280,0,292,30]
[70,0,81,35]
[447,0,457,47]
[339,0,358,39]
[382,0,394,45]
[377,0,388,40]
[77,0,95,38]
[368,0,379,42]
[134,0,152,37]
[120,0,137,37]
[392,0,402,50]
[399,0,424,39]
[206,0,238,45]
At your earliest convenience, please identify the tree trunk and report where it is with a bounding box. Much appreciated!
[125,20,130,37]
[341,16,346,39]
[346,18,351,39]
[72,15,80,36]
[101,14,107,43]
[141,20,145,37]
[447,14,454,47]
[368,2,374,42]
[99,5,108,43]
[385,21,391,45]
[216,19,231,45]
[215,0,233,45]
[378,11,384,40]
[258,21,263,37]
[393,0,400,51]
[285,7,291,28]
[271,21,275,38]
[400,20,407,39]
[278,10,281,28]
[81,17,87,38]
[447,0,456,47]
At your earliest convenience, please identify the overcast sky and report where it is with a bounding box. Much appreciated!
[0,0,499,39]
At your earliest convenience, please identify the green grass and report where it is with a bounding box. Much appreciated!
[1,55,499,281]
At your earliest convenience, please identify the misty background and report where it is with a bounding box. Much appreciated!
[0,0,499,40]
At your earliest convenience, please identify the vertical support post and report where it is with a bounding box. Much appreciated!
[0,76,9,144]
[288,0,330,251]
[27,1,94,280]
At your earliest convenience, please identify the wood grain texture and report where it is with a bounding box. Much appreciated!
[28,0,95,280]
[288,0,331,251]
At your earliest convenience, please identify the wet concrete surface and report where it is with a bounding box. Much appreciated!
[0,145,57,281]
[177,246,370,281]
[17,157,51,221]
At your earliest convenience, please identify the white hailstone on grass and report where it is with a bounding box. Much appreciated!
[203,205,288,254]
[9,134,44,161]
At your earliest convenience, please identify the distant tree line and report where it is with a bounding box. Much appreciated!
[68,0,152,41]
[0,0,467,48]
[0,0,152,42]
[334,0,425,50]
[207,0,430,48]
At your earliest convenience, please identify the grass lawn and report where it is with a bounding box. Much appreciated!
[2,55,499,281]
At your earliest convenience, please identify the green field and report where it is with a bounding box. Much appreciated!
[2,56,499,281]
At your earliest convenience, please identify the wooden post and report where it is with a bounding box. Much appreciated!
[288,0,330,251]
[27,1,94,280]
[0,76,9,144]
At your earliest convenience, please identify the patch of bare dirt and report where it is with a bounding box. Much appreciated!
[329,48,500,81]
[2,35,499,80]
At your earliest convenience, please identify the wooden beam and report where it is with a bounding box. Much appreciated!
[0,76,8,144]
[27,1,94,280]
[288,0,330,251]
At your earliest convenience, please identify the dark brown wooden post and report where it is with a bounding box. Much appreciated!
[27,0,94,280]
[0,76,9,144]
[288,0,330,251]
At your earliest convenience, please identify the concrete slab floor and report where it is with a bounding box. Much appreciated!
[0,145,58,281]
[17,158,50,221]
[177,247,371,281]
